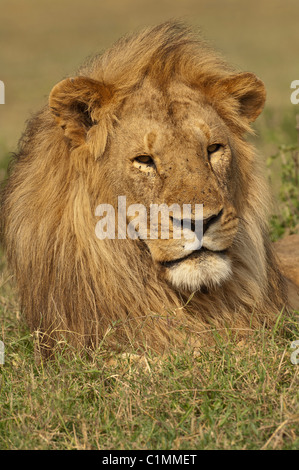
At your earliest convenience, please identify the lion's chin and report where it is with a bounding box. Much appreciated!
[164,251,232,292]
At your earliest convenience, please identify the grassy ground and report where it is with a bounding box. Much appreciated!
[0,0,299,451]
[0,273,298,450]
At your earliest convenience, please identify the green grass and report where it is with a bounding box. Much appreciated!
[0,253,298,450]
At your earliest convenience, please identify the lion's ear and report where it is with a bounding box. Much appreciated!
[49,77,113,147]
[220,72,266,123]
[222,72,266,122]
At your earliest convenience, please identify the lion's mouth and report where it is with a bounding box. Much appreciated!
[160,247,228,268]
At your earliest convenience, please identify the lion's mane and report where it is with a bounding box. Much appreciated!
[1,22,287,355]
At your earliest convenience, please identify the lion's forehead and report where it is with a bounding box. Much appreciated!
[120,83,204,123]
[118,82,227,154]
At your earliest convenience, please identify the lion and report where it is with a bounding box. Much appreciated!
[1,22,298,357]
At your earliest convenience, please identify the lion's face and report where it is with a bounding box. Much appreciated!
[105,81,239,291]
[49,43,266,294]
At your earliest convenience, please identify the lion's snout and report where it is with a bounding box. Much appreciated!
[202,205,239,252]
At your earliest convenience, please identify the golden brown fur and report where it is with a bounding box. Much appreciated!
[1,22,294,356]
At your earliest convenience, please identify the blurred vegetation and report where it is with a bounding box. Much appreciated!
[268,148,299,240]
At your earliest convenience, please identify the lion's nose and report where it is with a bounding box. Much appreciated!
[202,208,223,235]
[170,208,223,235]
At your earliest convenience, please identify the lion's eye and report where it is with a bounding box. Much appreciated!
[133,154,156,174]
[207,144,222,154]
[135,155,154,165]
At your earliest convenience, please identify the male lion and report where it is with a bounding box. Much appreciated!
[1,22,298,356]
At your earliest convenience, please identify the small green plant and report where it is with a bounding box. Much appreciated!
[267,116,299,241]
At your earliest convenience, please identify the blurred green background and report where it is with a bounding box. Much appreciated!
[0,0,299,174]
